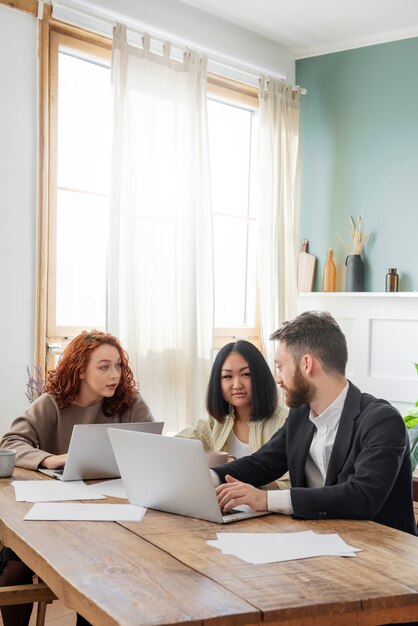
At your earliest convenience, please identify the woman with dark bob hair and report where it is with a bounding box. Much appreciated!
[0,330,153,626]
[177,340,288,482]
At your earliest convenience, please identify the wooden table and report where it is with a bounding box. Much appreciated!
[2,469,418,626]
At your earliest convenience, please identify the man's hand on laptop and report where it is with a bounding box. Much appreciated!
[40,454,68,469]
[216,475,268,512]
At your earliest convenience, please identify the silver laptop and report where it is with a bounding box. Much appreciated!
[108,429,269,524]
[39,422,164,481]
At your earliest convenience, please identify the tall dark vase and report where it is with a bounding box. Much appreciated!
[345,254,364,291]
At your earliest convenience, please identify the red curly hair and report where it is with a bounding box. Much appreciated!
[45,330,138,416]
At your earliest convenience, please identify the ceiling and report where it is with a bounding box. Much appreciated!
[175,0,418,58]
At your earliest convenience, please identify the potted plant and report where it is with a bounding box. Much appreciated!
[403,363,418,471]
[338,216,369,292]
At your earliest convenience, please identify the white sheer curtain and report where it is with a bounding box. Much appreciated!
[108,24,214,432]
[257,78,301,366]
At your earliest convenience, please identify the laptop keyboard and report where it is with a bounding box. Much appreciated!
[222,508,241,516]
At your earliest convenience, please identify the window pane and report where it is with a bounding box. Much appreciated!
[207,99,252,217]
[208,98,257,329]
[56,189,108,327]
[57,51,112,194]
[54,48,112,332]
[213,215,256,327]
[52,44,258,337]
[245,218,257,326]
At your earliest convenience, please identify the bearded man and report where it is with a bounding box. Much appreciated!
[212,310,417,536]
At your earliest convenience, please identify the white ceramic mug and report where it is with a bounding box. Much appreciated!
[205,451,229,468]
[0,449,16,478]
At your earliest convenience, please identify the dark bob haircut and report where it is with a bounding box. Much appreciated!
[206,339,278,423]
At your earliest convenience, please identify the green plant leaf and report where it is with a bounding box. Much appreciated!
[404,408,418,428]
[403,363,418,428]
[412,440,418,471]
[408,424,418,471]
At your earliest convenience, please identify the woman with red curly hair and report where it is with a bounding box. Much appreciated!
[1,330,153,470]
[0,330,153,626]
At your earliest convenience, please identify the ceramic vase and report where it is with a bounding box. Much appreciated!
[345,254,364,292]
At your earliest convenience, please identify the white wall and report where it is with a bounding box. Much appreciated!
[53,0,295,83]
[298,293,418,416]
[0,5,38,434]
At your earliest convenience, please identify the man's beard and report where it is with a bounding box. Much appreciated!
[282,366,314,408]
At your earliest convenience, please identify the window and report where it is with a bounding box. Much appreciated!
[47,29,111,348]
[41,24,261,366]
[55,51,111,330]
[207,95,259,348]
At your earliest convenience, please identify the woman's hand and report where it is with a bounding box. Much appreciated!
[40,454,68,469]
[215,474,268,512]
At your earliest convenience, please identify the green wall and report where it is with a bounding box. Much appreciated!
[296,38,418,292]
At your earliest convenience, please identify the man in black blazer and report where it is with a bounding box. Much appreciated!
[213,310,417,536]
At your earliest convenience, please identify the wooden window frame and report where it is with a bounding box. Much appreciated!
[38,16,111,370]
[0,0,37,15]
[38,19,262,370]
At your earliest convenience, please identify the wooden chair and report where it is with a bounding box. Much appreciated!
[0,580,56,626]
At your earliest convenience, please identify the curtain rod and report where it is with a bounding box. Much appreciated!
[51,1,306,94]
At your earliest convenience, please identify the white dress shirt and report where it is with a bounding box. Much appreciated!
[267,383,349,514]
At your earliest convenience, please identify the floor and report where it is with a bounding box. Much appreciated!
[28,600,76,626]
[0,599,76,626]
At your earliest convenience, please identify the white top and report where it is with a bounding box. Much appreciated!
[268,383,349,514]
[226,429,250,459]
[304,384,348,487]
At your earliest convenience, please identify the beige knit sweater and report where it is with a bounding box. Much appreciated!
[0,392,153,470]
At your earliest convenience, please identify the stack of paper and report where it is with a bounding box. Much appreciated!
[12,480,146,522]
[207,530,361,564]
[12,480,105,502]
[24,502,146,521]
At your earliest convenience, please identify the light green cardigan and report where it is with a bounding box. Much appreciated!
[177,405,290,489]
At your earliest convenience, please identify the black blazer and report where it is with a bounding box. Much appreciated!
[214,382,417,535]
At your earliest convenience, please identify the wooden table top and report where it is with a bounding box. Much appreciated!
[2,468,418,626]
[0,469,256,626]
[123,511,418,626]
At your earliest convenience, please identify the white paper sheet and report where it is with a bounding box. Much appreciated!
[12,480,105,502]
[24,502,146,521]
[207,531,361,564]
[89,478,128,499]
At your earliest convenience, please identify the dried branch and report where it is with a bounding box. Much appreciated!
[26,365,45,404]
[338,216,369,255]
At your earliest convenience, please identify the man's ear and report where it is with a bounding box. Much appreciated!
[300,354,314,376]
